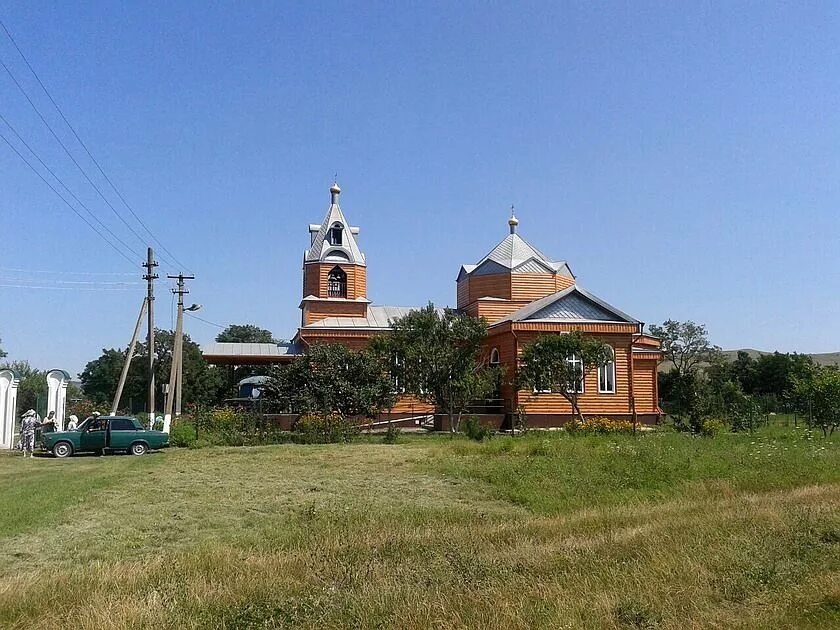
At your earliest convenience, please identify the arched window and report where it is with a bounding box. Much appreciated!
[598,347,615,393]
[327,266,347,298]
[327,222,344,246]
[489,347,500,367]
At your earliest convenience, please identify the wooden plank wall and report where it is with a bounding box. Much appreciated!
[475,300,531,323]
[303,300,368,325]
[302,263,367,300]
[510,273,574,301]
[458,272,575,312]
[632,359,659,412]
[493,330,636,416]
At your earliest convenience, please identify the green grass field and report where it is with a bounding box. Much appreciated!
[0,427,838,629]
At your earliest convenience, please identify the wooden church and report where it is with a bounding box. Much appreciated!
[203,183,663,426]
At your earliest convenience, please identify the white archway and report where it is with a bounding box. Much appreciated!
[46,369,71,431]
[0,369,20,449]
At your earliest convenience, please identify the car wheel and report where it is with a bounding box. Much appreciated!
[130,442,148,456]
[53,442,73,458]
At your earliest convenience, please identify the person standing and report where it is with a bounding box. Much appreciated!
[43,411,57,433]
[20,410,41,458]
[67,415,79,430]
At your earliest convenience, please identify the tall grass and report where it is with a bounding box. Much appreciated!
[0,427,836,628]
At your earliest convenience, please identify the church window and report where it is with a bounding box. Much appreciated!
[327,266,347,298]
[598,347,616,394]
[327,222,344,246]
[567,354,584,393]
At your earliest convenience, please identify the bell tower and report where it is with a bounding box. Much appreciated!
[300,183,369,325]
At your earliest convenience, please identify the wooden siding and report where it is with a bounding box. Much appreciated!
[634,334,661,349]
[514,331,634,416]
[297,329,377,351]
[459,272,575,315]
[632,359,659,412]
[510,273,574,301]
[302,300,368,325]
[475,300,530,323]
[390,395,435,414]
[466,273,511,303]
[456,279,470,309]
[511,322,639,334]
[302,263,367,300]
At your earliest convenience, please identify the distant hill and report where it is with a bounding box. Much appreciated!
[722,349,840,367]
[660,349,840,372]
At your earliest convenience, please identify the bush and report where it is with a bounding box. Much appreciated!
[176,409,292,447]
[169,420,198,447]
[463,416,494,441]
[567,416,634,435]
[382,422,401,444]
[700,418,724,437]
[293,413,358,444]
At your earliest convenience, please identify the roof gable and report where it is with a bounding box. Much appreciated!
[459,227,574,280]
[305,192,365,265]
[499,285,639,324]
[477,233,552,269]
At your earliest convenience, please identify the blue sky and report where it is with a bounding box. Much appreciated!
[1,2,839,375]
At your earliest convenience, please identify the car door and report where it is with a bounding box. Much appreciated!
[79,418,107,451]
[107,418,137,450]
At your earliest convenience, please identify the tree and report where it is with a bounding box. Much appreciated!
[516,332,613,423]
[80,329,224,413]
[215,324,278,344]
[262,343,395,418]
[0,360,45,414]
[372,304,499,433]
[794,367,840,437]
[0,336,6,359]
[648,320,721,379]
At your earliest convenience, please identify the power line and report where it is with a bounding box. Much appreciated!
[0,19,192,274]
[185,312,226,329]
[0,276,141,286]
[0,282,138,291]
[0,130,137,267]
[0,54,161,263]
[0,266,135,276]
[0,112,143,259]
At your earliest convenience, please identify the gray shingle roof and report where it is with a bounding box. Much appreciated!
[302,305,444,330]
[305,201,365,265]
[495,285,639,325]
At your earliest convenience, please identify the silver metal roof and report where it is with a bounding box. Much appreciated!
[305,191,365,265]
[201,342,302,357]
[495,285,639,325]
[459,232,573,280]
[479,233,552,268]
[302,305,444,330]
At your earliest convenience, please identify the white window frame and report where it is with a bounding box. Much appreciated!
[489,347,500,367]
[391,354,405,394]
[598,347,616,394]
[567,354,584,394]
[532,367,553,394]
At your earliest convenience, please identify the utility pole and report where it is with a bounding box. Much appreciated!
[143,248,158,426]
[110,297,148,415]
[163,272,194,432]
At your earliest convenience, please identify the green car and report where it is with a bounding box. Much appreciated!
[41,416,170,458]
